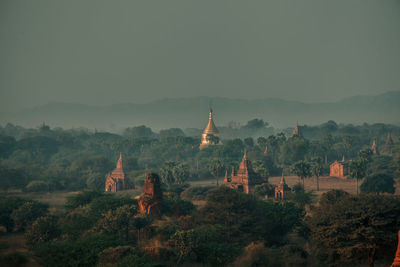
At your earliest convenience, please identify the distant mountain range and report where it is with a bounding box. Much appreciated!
[1,91,399,132]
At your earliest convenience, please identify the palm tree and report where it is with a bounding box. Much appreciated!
[291,161,311,188]
[311,157,323,191]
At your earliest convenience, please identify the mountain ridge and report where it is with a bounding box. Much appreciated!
[1,91,399,132]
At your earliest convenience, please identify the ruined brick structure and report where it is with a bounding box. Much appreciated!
[105,153,125,192]
[224,151,265,194]
[199,108,221,149]
[392,230,400,267]
[275,171,291,200]
[138,173,163,218]
[329,156,348,179]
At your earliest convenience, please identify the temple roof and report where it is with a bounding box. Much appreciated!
[202,108,219,135]
[109,152,125,179]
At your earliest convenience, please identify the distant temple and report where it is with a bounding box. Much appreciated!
[199,108,221,149]
[329,156,348,179]
[371,139,378,155]
[384,132,394,155]
[224,151,265,194]
[105,153,125,192]
[275,171,291,200]
[292,121,302,137]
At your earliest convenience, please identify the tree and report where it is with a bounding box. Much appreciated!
[0,197,27,232]
[160,161,189,186]
[159,128,185,139]
[159,161,176,187]
[208,158,225,186]
[348,160,365,195]
[244,137,254,147]
[310,157,323,191]
[25,215,61,245]
[11,201,48,231]
[206,134,220,145]
[171,163,189,185]
[291,161,311,188]
[94,205,137,241]
[360,173,395,194]
[308,194,400,267]
[170,225,240,265]
[252,160,269,179]
[25,180,49,192]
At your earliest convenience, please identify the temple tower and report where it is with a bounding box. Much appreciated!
[292,121,302,137]
[392,230,400,267]
[275,170,291,200]
[224,150,265,194]
[200,108,221,149]
[105,153,126,192]
[371,139,378,155]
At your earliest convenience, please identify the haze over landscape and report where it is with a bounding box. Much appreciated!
[1,0,400,117]
[1,1,400,267]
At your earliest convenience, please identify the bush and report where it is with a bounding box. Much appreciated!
[11,201,49,231]
[25,180,49,192]
[163,193,195,217]
[0,252,28,267]
[65,190,105,210]
[181,186,214,200]
[25,215,61,245]
[360,173,395,194]
[34,234,125,267]
[0,197,27,232]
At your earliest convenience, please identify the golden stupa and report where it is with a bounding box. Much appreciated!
[199,108,221,149]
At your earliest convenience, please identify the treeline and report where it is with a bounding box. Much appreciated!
[0,121,399,192]
[1,187,399,266]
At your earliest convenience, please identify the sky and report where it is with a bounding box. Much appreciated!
[1,0,400,112]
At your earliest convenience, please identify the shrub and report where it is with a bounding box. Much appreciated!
[25,180,49,192]
[181,186,214,200]
[11,201,48,231]
[25,215,61,245]
[360,173,395,194]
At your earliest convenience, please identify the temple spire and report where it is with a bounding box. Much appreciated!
[116,152,123,169]
[280,170,286,185]
[392,230,400,267]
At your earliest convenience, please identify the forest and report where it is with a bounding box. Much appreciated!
[0,120,399,266]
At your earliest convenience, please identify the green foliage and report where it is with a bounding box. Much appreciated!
[287,187,315,208]
[170,225,240,266]
[181,185,214,200]
[25,180,49,192]
[253,183,275,198]
[11,201,49,231]
[307,193,400,266]
[163,193,196,217]
[0,252,28,267]
[93,205,137,241]
[199,187,303,245]
[0,196,27,232]
[318,189,350,207]
[25,215,61,245]
[160,161,189,186]
[360,173,395,194]
[89,195,137,219]
[65,190,105,210]
[291,160,311,187]
[34,234,126,267]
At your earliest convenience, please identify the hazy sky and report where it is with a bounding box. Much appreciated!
[1,0,399,112]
